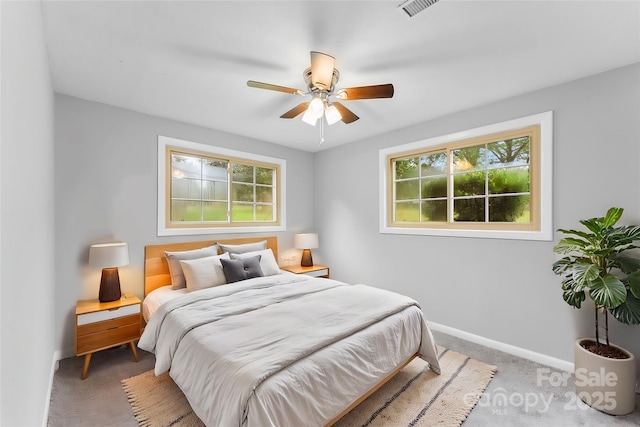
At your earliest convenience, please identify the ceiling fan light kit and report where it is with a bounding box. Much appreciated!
[324,104,342,125]
[247,51,394,136]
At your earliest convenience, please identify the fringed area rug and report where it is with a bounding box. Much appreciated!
[121,348,496,427]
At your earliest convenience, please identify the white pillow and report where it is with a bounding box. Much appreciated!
[165,244,219,290]
[219,240,267,254]
[230,249,280,276]
[179,253,230,292]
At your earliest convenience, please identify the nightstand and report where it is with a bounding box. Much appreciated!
[75,293,141,379]
[281,264,330,278]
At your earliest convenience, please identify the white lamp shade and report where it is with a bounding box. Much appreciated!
[301,108,319,126]
[324,104,342,125]
[89,242,130,268]
[294,233,319,249]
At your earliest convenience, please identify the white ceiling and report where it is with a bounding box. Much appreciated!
[41,0,640,152]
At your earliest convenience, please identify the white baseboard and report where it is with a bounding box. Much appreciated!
[43,351,62,427]
[428,321,575,373]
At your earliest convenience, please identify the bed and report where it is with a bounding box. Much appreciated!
[138,236,441,427]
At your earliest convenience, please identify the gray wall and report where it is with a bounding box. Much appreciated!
[1,2,56,425]
[54,95,316,356]
[314,64,640,372]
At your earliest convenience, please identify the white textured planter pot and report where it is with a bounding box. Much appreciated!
[574,338,636,415]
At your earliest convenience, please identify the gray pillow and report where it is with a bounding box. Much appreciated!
[220,255,263,283]
[218,240,267,254]
[165,244,219,289]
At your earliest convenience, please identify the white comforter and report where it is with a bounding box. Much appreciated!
[139,274,440,427]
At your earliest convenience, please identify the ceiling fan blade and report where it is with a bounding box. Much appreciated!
[247,80,304,95]
[280,103,310,119]
[336,83,394,100]
[310,51,335,90]
[332,102,359,124]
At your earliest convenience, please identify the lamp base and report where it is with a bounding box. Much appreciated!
[99,267,122,302]
[301,249,314,267]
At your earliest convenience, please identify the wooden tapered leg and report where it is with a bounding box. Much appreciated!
[81,353,92,380]
[128,341,139,362]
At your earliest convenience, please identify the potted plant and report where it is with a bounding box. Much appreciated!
[553,207,640,415]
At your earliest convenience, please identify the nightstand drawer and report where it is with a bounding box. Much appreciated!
[77,303,140,325]
[305,268,329,277]
[77,313,140,336]
[76,322,140,355]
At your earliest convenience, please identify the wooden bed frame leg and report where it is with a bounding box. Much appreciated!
[324,354,418,426]
[128,341,139,362]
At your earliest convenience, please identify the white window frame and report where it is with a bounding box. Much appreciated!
[379,111,553,241]
[158,135,286,236]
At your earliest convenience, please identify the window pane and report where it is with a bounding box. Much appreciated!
[421,176,447,199]
[454,171,485,196]
[421,200,447,222]
[395,158,419,179]
[395,201,420,222]
[232,182,254,202]
[454,198,485,222]
[489,195,530,222]
[453,146,486,172]
[171,178,194,199]
[256,205,274,221]
[202,202,228,221]
[202,180,228,200]
[256,186,273,203]
[395,180,419,200]
[487,137,529,168]
[171,154,201,180]
[231,203,254,221]
[202,159,228,180]
[488,167,530,195]
[232,163,254,183]
[420,152,447,176]
[171,177,198,199]
[256,167,273,185]
[171,200,201,221]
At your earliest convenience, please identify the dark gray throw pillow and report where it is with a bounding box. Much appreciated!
[220,255,263,283]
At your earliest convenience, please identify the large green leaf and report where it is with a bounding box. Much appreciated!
[610,225,640,241]
[602,207,623,228]
[556,228,596,243]
[627,270,640,299]
[561,276,578,291]
[554,239,588,255]
[572,263,600,287]
[552,257,572,275]
[609,291,640,325]
[588,274,626,308]
[580,218,605,235]
[563,288,585,308]
[612,255,640,274]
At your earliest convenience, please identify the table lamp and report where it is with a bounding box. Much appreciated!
[89,242,129,302]
[294,233,318,267]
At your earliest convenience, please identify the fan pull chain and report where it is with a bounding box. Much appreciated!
[320,116,324,144]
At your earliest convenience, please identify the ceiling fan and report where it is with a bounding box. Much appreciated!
[247,51,394,127]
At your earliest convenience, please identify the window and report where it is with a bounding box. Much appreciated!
[158,136,286,236]
[379,112,552,240]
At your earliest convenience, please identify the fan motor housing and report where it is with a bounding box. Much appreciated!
[304,67,340,93]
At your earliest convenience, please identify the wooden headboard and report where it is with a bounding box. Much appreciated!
[144,236,278,296]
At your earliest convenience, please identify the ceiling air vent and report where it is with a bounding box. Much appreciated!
[398,0,440,18]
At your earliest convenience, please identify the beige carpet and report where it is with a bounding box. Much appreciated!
[121,348,496,427]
